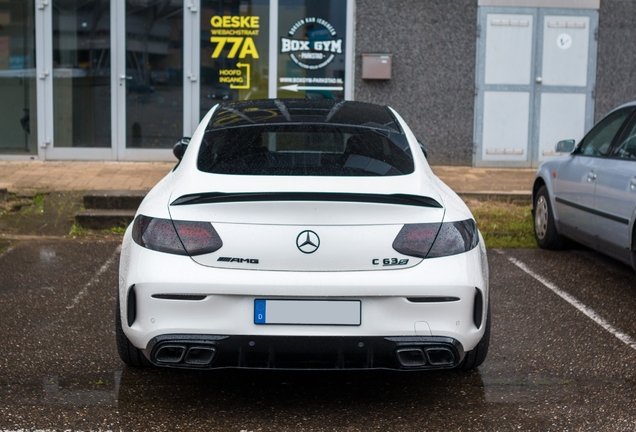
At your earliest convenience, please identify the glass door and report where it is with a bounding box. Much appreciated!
[38,0,115,160]
[199,0,270,114]
[0,0,37,157]
[199,0,354,118]
[277,0,348,100]
[114,0,188,161]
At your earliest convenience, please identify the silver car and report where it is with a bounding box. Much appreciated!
[533,101,636,268]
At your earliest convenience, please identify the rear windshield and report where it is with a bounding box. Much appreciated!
[197,124,414,176]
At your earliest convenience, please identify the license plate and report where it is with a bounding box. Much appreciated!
[254,299,361,325]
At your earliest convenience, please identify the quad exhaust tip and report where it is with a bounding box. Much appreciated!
[395,346,456,368]
[185,346,217,365]
[396,347,427,367]
[154,345,187,364]
[425,347,455,366]
[154,343,217,366]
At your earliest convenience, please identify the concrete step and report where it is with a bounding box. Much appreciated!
[75,209,136,230]
[83,190,147,210]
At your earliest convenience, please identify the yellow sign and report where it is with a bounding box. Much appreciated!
[210,37,258,59]
[210,15,260,59]
[211,16,260,28]
[219,64,251,89]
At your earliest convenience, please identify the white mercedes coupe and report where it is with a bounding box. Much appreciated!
[117,99,490,371]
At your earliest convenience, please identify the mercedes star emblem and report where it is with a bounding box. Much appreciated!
[296,230,320,254]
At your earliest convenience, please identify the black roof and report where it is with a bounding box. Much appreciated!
[208,99,402,133]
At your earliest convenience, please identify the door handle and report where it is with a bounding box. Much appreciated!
[119,75,132,80]
[630,178,636,190]
[536,77,542,84]
[587,171,597,182]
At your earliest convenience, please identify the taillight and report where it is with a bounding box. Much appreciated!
[173,220,223,255]
[391,223,440,258]
[393,219,478,259]
[132,215,223,256]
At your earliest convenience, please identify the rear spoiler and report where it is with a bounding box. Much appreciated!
[171,192,442,208]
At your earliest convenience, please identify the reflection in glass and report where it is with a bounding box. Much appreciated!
[200,0,269,117]
[126,1,183,149]
[53,0,111,148]
[0,1,37,154]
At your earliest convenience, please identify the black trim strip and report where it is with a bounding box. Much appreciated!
[152,294,208,301]
[171,192,442,208]
[555,197,629,225]
[406,297,460,303]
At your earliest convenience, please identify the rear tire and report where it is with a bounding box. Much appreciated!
[116,292,151,367]
[533,185,566,250]
[460,303,490,370]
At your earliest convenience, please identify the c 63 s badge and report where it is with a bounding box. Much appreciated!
[373,258,409,266]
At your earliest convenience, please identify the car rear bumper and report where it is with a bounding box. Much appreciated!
[119,232,489,361]
[124,290,486,353]
[145,334,465,370]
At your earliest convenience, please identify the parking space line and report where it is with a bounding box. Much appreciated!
[506,255,636,351]
[66,244,121,310]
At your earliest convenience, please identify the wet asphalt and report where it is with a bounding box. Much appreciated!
[2,238,636,431]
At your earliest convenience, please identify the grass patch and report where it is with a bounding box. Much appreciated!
[106,226,127,235]
[465,199,536,248]
[69,221,88,237]
[32,193,46,214]
[68,222,127,238]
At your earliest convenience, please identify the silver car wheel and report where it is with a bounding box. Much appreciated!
[535,195,549,240]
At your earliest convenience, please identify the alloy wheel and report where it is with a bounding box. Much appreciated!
[535,196,548,240]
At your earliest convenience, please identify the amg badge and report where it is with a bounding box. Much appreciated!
[217,257,259,264]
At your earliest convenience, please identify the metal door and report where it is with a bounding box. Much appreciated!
[474,7,598,168]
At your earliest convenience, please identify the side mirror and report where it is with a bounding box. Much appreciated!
[417,139,428,158]
[555,139,575,153]
[173,137,191,161]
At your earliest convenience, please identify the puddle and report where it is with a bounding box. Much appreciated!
[42,372,122,407]
[39,247,56,263]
